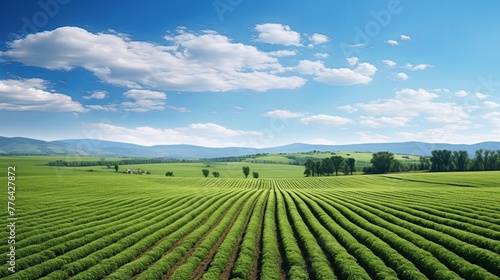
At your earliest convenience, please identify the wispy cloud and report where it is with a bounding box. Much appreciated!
[300,114,352,125]
[264,109,304,119]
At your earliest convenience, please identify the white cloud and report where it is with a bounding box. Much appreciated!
[300,114,352,126]
[309,33,329,45]
[81,122,263,147]
[358,116,410,128]
[346,57,359,66]
[0,78,86,112]
[337,105,358,113]
[455,90,468,97]
[349,43,365,48]
[396,72,409,80]
[382,59,396,68]
[166,105,190,112]
[1,26,305,92]
[314,52,329,59]
[124,89,166,100]
[397,124,473,144]
[483,101,500,108]
[268,50,297,57]
[400,34,411,40]
[296,59,377,86]
[122,89,167,112]
[83,90,107,100]
[264,109,304,119]
[354,132,389,143]
[475,92,488,99]
[387,39,399,46]
[254,23,301,46]
[405,63,432,71]
[86,104,118,112]
[356,88,469,123]
[482,111,500,125]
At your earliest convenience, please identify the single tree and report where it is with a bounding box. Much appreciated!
[346,158,356,175]
[370,152,394,174]
[202,169,210,178]
[252,172,259,178]
[114,163,119,172]
[331,156,344,176]
[212,171,220,178]
[242,166,250,178]
[165,171,174,176]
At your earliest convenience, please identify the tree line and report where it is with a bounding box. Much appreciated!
[304,156,356,176]
[430,149,500,172]
[47,158,196,167]
[305,149,500,176]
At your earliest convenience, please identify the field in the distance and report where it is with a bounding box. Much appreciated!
[1,157,499,279]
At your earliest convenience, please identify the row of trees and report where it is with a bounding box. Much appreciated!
[200,166,259,178]
[304,156,356,176]
[430,149,500,172]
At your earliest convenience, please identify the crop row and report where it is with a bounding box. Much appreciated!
[320,191,499,279]
[134,191,255,279]
[3,191,235,279]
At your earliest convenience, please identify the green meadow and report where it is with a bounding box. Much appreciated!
[0,156,499,279]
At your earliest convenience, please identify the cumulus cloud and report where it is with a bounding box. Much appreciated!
[309,33,329,45]
[295,59,377,86]
[264,109,304,119]
[475,92,488,99]
[121,89,167,112]
[254,23,301,46]
[400,34,411,40]
[314,52,329,59]
[396,72,409,80]
[1,26,305,92]
[387,39,399,46]
[0,78,86,112]
[81,122,263,147]
[337,105,358,113]
[484,100,500,108]
[455,90,469,97]
[300,114,352,126]
[356,88,469,123]
[358,116,410,128]
[83,90,107,100]
[382,59,397,68]
[346,57,359,66]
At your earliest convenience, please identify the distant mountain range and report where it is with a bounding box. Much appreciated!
[1,136,499,159]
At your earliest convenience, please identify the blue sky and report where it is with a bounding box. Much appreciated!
[1,0,499,147]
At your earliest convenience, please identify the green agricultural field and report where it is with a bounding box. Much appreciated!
[1,157,499,279]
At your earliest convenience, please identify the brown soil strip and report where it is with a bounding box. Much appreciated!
[165,194,254,280]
